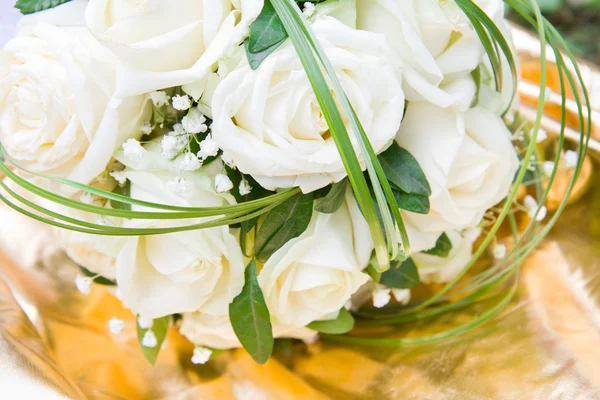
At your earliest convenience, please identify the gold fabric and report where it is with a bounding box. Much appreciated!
[1,26,600,399]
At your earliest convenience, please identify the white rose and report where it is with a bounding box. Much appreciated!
[413,229,480,284]
[0,0,150,185]
[396,103,519,233]
[180,312,318,350]
[107,142,244,318]
[356,0,504,111]
[258,189,372,327]
[85,0,264,98]
[212,17,405,193]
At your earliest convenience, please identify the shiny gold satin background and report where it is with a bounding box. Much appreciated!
[1,26,600,399]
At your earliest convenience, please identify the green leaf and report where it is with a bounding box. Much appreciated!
[308,308,355,334]
[378,143,431,196]
[380,259,420,289]
[314,179,347,214]
[392,190,430,215]
[110,181,131,211]
[79,266,116,286]
[423,233,453,258]
[245,1,288,70]
[14,0,71,14]
[136,316,169,365]
[229,260,274,364]
[255,192,313,262]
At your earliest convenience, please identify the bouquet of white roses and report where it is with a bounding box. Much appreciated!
[0,0,589,365]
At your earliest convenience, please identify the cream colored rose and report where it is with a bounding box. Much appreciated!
[258,189,372,327]
[0,0,150,184]
[180,313,317,350]
[212,17,405,193]
[413,229,480,284]
[85,0,264,97]
[396,103,519,233]
[357,0,505,111]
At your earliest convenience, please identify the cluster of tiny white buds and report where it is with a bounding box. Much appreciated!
[172,123,186,136]
[215,173,234,193]
[75,274,93,295]
[493,243,507,260]
[198,134,219,160]
[141,122,153,135]
[161,135,187,159]
[221,152,236,169]
[564,150,578,168]
[182,108,208,134]
[167,177,193,196]
[372,288,391,308]
[239,179,253,196]
[392,289,411,305]
[122,138,146,161]
[530,127,548,143]
[110,171,128,185]
[191,347,213,365]
[180,153,202,171]
[142,330,158,348]
[303,2,316,18]
[148,91,170,107]
[524,195,547,222]
[542,161,555,177]
[108,318,125,335]
[138,315,154,330]
[172,94,192,111]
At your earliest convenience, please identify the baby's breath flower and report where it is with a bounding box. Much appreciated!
[524,195,547,222]
[122,138,145,161]
[172,94,192,111]
[372,288,391,308]
[137,316,154,330]
[148,91,170,107]
[198,135,219,160]
[180,153,202,171]
[161,135,186,159]
[391,289,411,305]
[108,318,125,335]
[215,173,233,193]
[221,152,236,169]
[239,180,252,196]
[172,123,186,136]
[542,161,555,177]
[303,2,316,18]
[142,330,158,348]
[564,150,578,168]
[182,108,208,134]
[493,244,507,260]
[191,347,212,365]
[141,122,153,135]
[75,275,92,295]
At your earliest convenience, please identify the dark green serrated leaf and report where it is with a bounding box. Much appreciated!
[137,316,169,365]
[255,193,313,262]
[229,260,274,364]
[380,258,420,289]
[245,1,288,70]
[423,233,453,258]
[79,266,116,286]
[392,190,430,215]
[110,181,131,211]
[314,179,347,214]
[378,143,431,196]
[307,308,355,334]
[14,0,71,14]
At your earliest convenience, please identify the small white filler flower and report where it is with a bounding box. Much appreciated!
[142,330,158,348]
[182,108,208,134]
[215,173,234,193]
[108,318,125,335]
[75,275,93,295]
[172,94,192,111]
[239,180,252,196]
[191,347,213,365]
[372,288,391,308]
[122,139,146,161]
[148,91,170,107]
[137,315,154,330]
[524,195,548,222]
